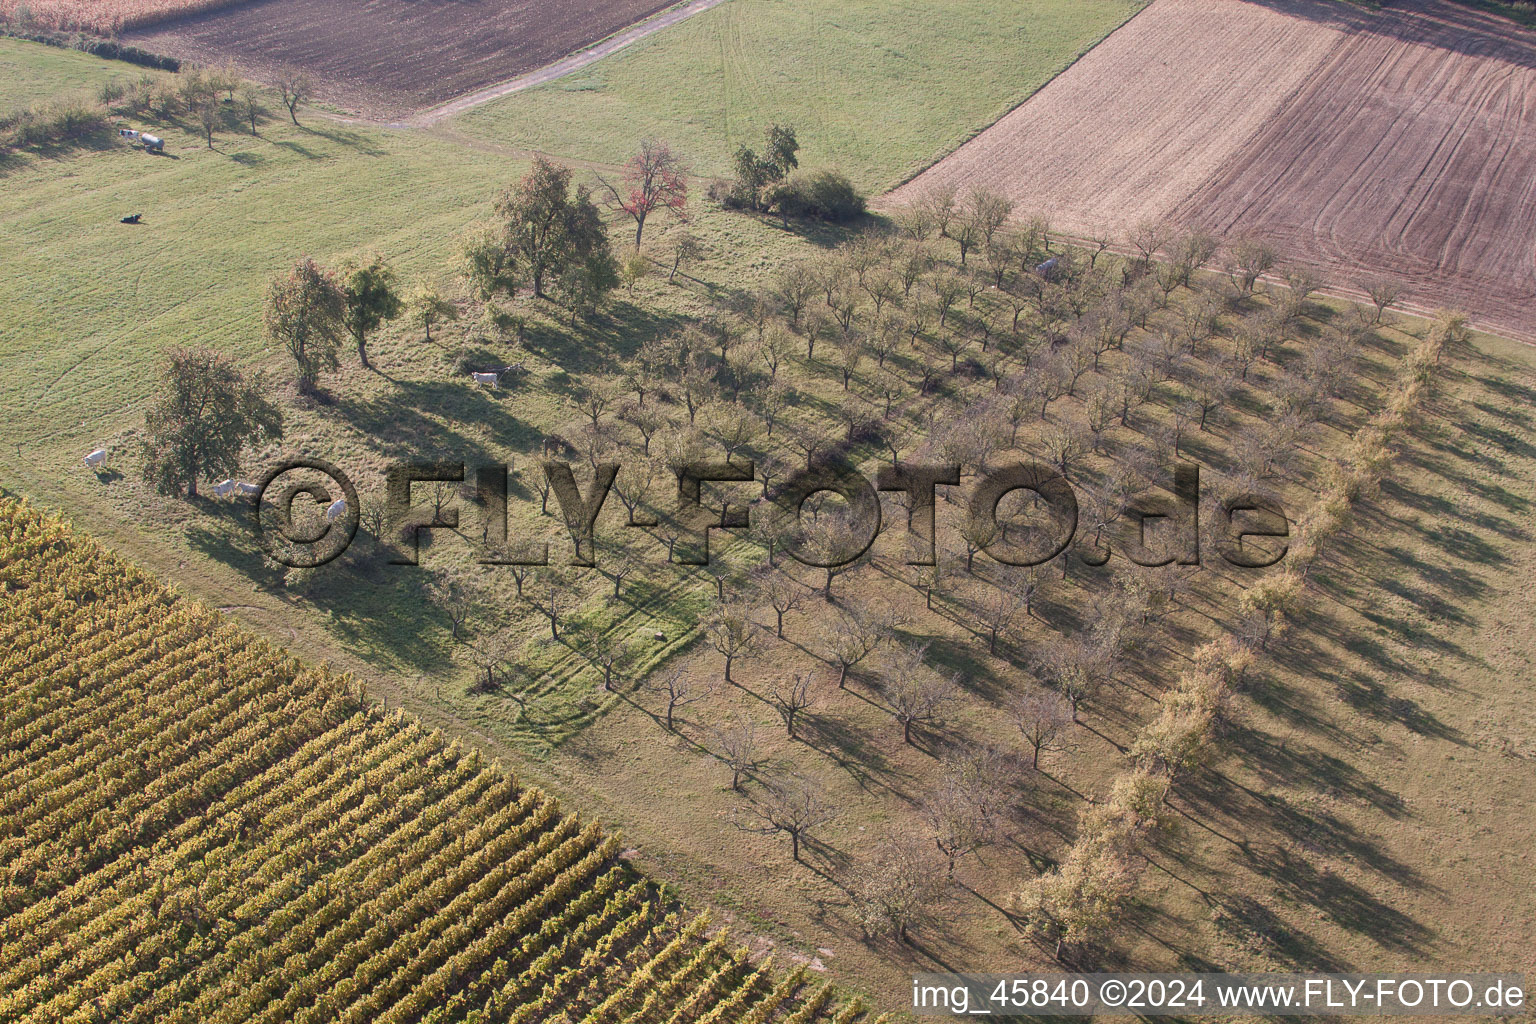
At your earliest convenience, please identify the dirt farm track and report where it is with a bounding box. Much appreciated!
[890,0,1536,341]
[126,0,676,118]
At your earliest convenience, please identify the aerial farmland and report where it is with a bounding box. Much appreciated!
[1,0,1534,1021]
[891,0,1536,340]
[125,0,685,116]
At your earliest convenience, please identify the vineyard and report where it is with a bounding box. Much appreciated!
[0,498,867,1024]
[0,0,250,34]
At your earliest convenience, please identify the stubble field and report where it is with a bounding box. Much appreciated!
[0,0,249,33]
[891,0,1536,340]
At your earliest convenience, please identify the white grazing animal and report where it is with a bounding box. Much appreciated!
[236,482,260,498]
[212,479,236,498]
[84,449,107,468]
[326,498,347,521]
[472,371,499,388]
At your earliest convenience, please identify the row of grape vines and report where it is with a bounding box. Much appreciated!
[0,499,885,1024]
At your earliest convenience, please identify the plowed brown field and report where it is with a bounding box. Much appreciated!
[125,0,676,119]
[891,0,1536,339]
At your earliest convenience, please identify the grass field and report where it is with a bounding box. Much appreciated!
[450,0,1147,192]
[0,36,144,113]
[1171,329,1536,977]
[0,37,839,756]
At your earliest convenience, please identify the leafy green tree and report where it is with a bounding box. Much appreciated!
[263,256,344,390]
[765,123,800,177]
[493,156,617,304]
[620,250,650,296]
[730,124,799,211]
[142,347,283,498]
[459,221,520,302]
[406,281,458,342]
[731,146,774,211]
[767,169,866,226]
[557,254,620,326]
[340,255,402,370]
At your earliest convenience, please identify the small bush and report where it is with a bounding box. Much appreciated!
[766,169,866,224]
[705,177,737,207]
[0,93,107,151]
[97,78,126,106]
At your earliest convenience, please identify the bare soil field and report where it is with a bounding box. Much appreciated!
[891,0,1536,340]
[884,0,1358,234]
[126,0,677,118]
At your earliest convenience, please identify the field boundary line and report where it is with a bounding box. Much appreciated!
[407,0,732,127]
[875,0,1153,197]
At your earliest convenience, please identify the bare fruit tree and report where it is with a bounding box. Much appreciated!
[463,628,518,695]
[1010,689,1073,768]
[882,643,957,744]
[585,633,632,693]
[276,68,311,126]
[769,672,817,740]
[847,835,950,943]
[1357,276,1402,324]
[650,666,712,732]
[755,566,805,638]
[706,600,759,684]
[425,568,481,643]
[714,714,766,792]
[922,771,999,877]
[819,605,889,689]
[738,774,836,864]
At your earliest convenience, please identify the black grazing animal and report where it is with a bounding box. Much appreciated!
[120,214,142,224]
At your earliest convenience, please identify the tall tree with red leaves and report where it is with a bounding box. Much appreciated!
[600,138,689,250]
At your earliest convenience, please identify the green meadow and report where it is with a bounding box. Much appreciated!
[451,0,1146,191]
[0,36,830,759]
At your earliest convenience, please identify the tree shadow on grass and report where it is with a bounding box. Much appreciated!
[1250,844,1435,956]
[795,712,916,801]
[0,126,122,173]
[267,138,323,160]
[1209,893,1352,972]
[300,122,388,156]
[182,516,445,677]
[1289,580,1474,742]
[334,377,541,459]
[923,635,1012,705]
[1179,758,1428,895]
[523,298,690,377]
[1210,718,1412,820]
[304,561,447,675]
[185,519,269,584]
